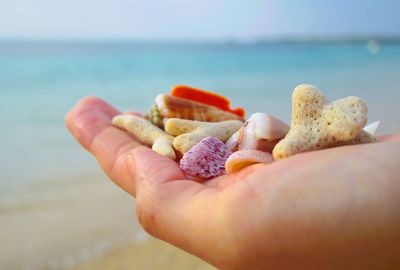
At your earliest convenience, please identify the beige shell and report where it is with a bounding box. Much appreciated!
[156,94,244,122]
[165,118,243,154]
[225,150,274,174]
[112,114,176,160]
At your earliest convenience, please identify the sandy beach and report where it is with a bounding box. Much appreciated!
[0,171,214,270]
[72,239,215,270]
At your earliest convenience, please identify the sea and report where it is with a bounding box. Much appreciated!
[1,40,400,198]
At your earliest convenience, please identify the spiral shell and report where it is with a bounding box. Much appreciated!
[226,113,289,152]
[156,94,244,122]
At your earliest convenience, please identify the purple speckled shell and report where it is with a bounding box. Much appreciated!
[180,136,231,180]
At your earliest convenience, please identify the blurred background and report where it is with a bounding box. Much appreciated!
[1,0,399,269]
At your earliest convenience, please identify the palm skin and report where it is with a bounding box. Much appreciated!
[66,97,400,270]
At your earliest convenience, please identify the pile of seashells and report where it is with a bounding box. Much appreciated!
[112,85,378,180]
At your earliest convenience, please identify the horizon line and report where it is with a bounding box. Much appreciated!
[1,35,400,44]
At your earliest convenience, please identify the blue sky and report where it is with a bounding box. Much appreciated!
[0,0,399,41]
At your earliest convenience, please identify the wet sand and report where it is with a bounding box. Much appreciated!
[72,239,215,270]
[0,172,214,270]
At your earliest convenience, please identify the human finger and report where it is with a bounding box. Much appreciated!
[65,96,141,195]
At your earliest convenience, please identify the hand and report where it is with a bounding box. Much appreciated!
[66,97,400,270]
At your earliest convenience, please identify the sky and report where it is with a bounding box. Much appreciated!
[0,0,399,41]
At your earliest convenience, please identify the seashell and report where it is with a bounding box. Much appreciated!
[145,103,164,128]
[225,150,273,174]
[112,114,176,160]
[226,113,290,153]
[180,136,231,180]
[155,94,244,122]
[363,121,380,135]
[166,118,242,154]
[225,129,240,151]
[171,85,246,118]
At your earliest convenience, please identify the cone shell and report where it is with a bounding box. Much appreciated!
[156,94,244,122]
[225,150,273,174]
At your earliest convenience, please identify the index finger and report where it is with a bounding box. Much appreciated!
[65,96,142,196]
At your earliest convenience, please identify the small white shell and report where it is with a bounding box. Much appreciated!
[234,113,289,152]
[363,121,380,135]
[250,113,289,141]
[225,150,273,174]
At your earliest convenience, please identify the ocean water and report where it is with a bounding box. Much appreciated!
[0,41,400,197]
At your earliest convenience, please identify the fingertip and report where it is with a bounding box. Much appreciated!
[65,96,106,133]
[75,96,105,108]
[123,110,144,117]
[65,107,75,134]
[72,96,120,119]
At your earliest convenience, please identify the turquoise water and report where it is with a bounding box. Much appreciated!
[1,41,400,197]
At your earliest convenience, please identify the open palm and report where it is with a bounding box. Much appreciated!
[66,97,400,270]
